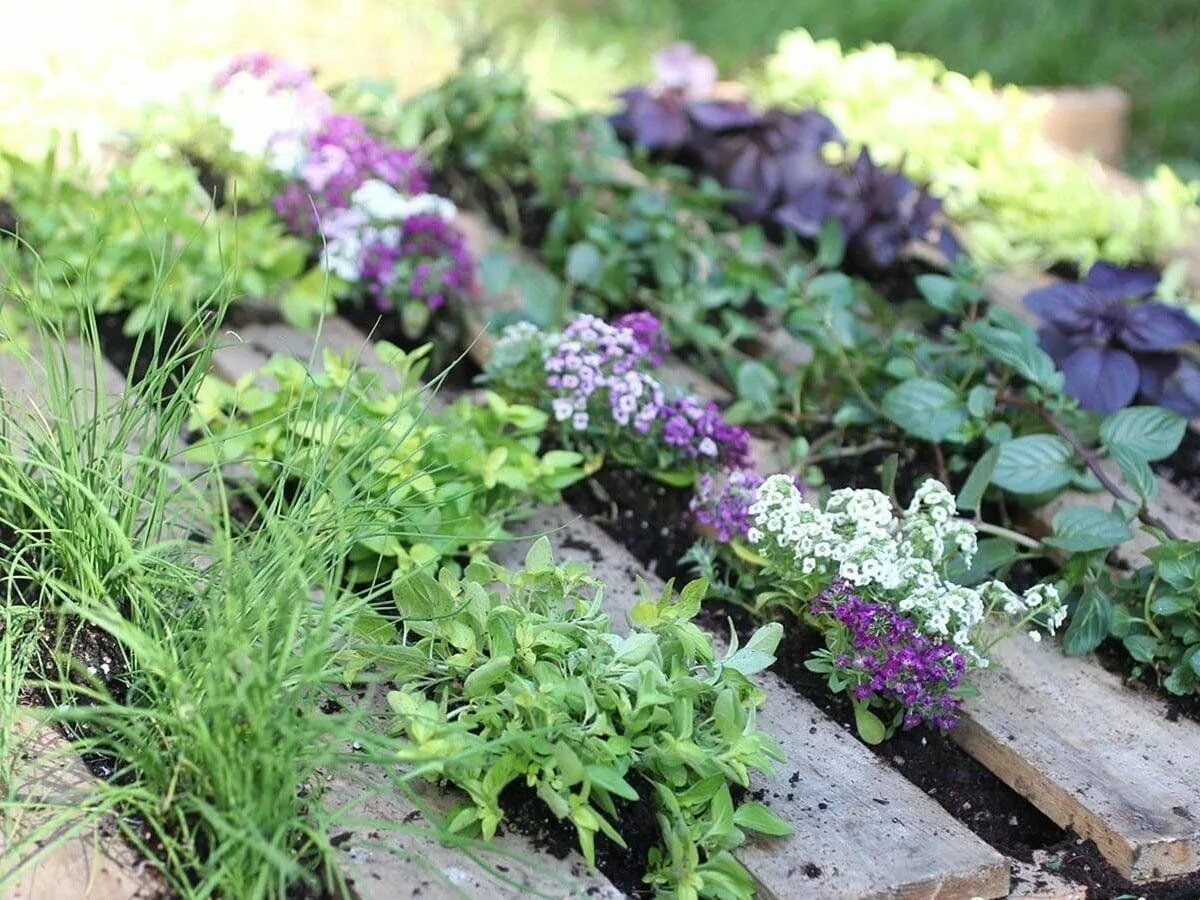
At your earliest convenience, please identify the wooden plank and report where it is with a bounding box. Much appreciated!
[490,506,1010,900]
[0,715,159,898]
[206,320,625,900]
[956,635,1200,883]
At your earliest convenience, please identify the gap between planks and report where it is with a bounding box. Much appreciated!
[455,212,1200,885]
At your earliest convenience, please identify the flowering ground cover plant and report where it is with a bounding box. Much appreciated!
[153,52,476,333]
[188,342,583,581]
[756,29,1199,270]
[482,312,750,485]
[377,540,790,899]
[1024,262,1200,415]
[686,466,1077,741]
[740,475,1066,742]
[612,43,963,273]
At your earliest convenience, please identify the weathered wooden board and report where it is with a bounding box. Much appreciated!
[0,713,159,898]
[956,636,1200,883]
[489,505,1010,900]
[207,321,626,900]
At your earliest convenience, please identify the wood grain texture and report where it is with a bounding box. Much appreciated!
[0,713,160,898]
[491,506,1010,900]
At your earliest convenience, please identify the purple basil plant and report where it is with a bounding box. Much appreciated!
[1024,262,1200,415]
[612,44,961,272]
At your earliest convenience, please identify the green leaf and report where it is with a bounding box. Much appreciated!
[1100,406,1186,462]
[879,453,899,498]
[1044,506,1133,553]
[1151,593,1194,617]
[585,765,639,801]
[991,435,1077,494]
[735,360,780,408]
[1122,634,1161,663]
[732,802,792,837]
[816,218,845,269]
[880,378,969,443]
[915,274,963,314]
[956,445,999,512]
[524,536,555,572]
[564,241,603,286]
[1062,587,1112,655]
[852,702,887,745]
[722,623,783,675]
[965,320,1061,389]
[1110,446,1159,501]
[464,655,514,698]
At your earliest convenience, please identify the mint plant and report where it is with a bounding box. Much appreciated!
[380,540,790,899]
[188,342,583,581]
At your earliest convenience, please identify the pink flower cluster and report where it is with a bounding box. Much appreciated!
[812,580,966,731]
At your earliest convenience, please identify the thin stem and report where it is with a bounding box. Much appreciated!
[807,439,897,463]
[974,519,1044,551]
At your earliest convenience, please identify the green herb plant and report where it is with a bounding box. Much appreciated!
[379,540,790,899]
[188,341,584,582]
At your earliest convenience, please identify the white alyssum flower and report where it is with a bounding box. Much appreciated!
[748,474,1066,663]
[211,71,324,165]
[350,180,458,224]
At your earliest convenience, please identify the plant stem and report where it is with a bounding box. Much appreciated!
[974,520,1044,551]
[807,438,897,463]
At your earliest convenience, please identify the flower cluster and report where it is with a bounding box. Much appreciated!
[811,580,966,730]
[487,312,749,478]
[748,475,1067,662]
[691,468,764,543]
[745,474,1066,737]
[209,52,473,315]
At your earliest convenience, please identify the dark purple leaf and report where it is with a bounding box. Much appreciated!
[1036,325,1075,364]
[1061,346,1140,413]
[1118,301,1200,351]
[620,89,692,152]
[1157,360,1200,417]
[1023,283,1102,332]
[1083,261,1159,301]
[686,100,759,132]
[1135,351,1180,400]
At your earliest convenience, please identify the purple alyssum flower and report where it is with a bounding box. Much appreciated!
[1024,262,1200,415]
[691,468,764,542]
[811,580,966,731]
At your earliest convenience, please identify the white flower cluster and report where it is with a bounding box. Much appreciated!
[210,71,329,166]
[319,180,458,283]
[748,475,1066,661]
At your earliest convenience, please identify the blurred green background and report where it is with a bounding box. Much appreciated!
[2,0,1195,174]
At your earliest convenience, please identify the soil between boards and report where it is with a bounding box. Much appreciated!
[561,463,1200,899]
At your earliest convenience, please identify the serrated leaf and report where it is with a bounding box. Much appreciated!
[1100,406,1186,462]
[1044,506,1133,553]
[880,378,969,443]
[1062,587,1112,655]
[991,435,1077,494]
[956,444,999,512]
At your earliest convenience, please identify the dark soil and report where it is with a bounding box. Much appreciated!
[561,465,695,580]
[337,299,480,391]
[499,779,658,898]
[1093,638,1200,726]
[95,310,192,390]
[0,198,17,235]
[1154,425,1200,504]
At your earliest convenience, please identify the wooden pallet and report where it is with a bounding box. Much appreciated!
[455,212,1200,887]
[220,316,1017,899]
